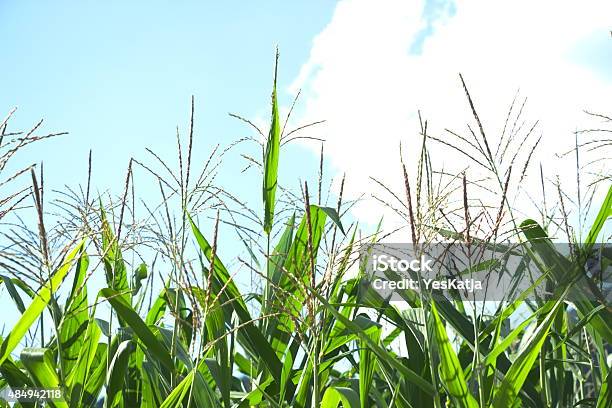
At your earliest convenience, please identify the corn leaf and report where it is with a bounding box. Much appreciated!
[359,317,381,408]
[100,288,173,371]
[585,184,612,252]
[0,275,26,313]
[20,348,68,408]
[520,219,612,343]
[106,340,135,408]
[312,287,435,395]
[66,305,101,406]
[321,386,360,408]
[0,241,84,366]
[597,368,611,408]
[100,207,130,304]
[431,301,478,408]
[59,252,90,377]
[189,215,283,374]
[159,370,195,408]
[263,50,281,234]
[492,297,564,407]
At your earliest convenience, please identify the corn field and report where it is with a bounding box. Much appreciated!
[0,55,610,408]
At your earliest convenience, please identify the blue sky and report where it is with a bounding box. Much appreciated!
[0,1,335,194]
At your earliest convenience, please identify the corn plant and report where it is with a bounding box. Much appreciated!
[0,56,609,408]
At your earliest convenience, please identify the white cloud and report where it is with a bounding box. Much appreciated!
[290,0,611,233]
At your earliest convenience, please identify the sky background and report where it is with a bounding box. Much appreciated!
[0,1,610,331]
[0,0,335,191]
[290,0,611,225]
[2,0,610,222]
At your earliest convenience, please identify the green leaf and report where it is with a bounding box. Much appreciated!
[141,360,165,407]
[491,297,565,407]
[484,312,536,367]
[312,288,435,396]
[585,184,612,251]
[267,213,295,285]
[146,289,168,326]
[59,252,90,377]
[100,206,130,304]
[188,215,285,389]
[20,348,68,408]
[283,205,327,284]
[0,275,26,313]
[321,386,360,408]
[320,206,345,235]
[279,348,294,402]
[431,301,478,408]
[66,304,102,406]
[80,343,108,407]
[263,213,295,359]
[0,358,34,394]
[597,368,611,408]
[100,288,173,371]
[0,241,84,366]
[359,316,381,408]
[520,219,612,344]
[106,340,135,408]
[132,263,148,295]
[159,370,195,408]
[263,50,281,234]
